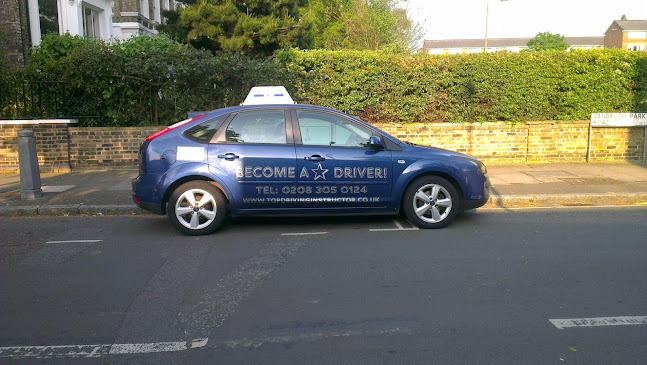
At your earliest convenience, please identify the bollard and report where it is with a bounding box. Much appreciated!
[17,130,43,200]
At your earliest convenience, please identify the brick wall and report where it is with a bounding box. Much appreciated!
[374,121,645,164]
[0,122,645,172]
[69,127,160,169]
[0,124,71,172]
[0,0,27,68]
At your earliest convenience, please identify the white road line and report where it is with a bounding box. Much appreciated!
[46,240,103,244]
[369,220,419,232]
[550,316,647,329]
[0,338,208,359]
[281,232,328,236]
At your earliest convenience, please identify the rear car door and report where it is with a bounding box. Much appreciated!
[207,108,298,211]
[292,109,393,209]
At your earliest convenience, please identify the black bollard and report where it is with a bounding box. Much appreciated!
[17,130,43,200]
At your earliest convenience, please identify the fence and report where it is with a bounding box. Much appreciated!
[0,76,94,121]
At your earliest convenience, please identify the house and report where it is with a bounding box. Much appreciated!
[113,0,178,40]
[604,20,647,51]
[423,36,604,55]
[0,0,177,68]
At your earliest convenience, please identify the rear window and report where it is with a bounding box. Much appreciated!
[185,115,227,142]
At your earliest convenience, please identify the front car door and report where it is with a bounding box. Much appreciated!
[292,109,393,209]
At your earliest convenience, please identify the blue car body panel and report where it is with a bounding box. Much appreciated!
[132,104,490,217]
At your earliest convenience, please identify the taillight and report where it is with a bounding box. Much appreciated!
[145,114,205,142]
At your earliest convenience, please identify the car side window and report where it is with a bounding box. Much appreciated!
[226,110,287,144]
[185,115,227,143]
[297,110,372,147]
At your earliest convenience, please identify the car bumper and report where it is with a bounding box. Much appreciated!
[463,177,491,210]
[132,175,164,215]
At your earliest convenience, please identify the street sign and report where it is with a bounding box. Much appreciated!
[588,113,647,163]
[590,113,647,127]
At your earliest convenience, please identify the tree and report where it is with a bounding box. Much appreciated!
[179,0,312,56]
[527,32,569,51]
[621,14,627,20]
[302,0,423,52]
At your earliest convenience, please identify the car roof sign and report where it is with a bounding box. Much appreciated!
[242,86,295,105]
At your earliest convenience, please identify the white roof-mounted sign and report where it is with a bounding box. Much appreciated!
[242,86,295,105]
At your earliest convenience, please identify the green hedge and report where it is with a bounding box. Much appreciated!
[1,34,288,126]
[1,35,646,126]
[277,49,647,123]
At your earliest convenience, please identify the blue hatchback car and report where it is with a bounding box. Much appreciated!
[132,88,490,235]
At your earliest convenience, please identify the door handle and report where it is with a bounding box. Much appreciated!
[217,153,239,161]
[305,155,325,162]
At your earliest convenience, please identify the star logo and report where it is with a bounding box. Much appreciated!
[311,163,329,180]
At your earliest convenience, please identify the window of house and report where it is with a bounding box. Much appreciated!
[627,32,647,39]
[82,5,100,39]
[38,0,59,35]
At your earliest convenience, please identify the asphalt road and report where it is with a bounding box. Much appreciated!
[1,207,646,364]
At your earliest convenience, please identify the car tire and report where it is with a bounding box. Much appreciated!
[403,176,460,229]
[167,181,227,236]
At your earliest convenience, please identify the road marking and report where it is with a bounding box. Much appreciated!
[549,316,647,329]
[281,232,327,236]
[223,327,412,349]
[0,338,208,359]
[46,240,103,244]
[369,219,420,232]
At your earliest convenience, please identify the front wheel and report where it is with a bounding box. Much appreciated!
[167,181,227,235]
[403,176,460,229]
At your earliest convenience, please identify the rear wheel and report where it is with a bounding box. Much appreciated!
[403,176,460,229]
[167,181,226,235]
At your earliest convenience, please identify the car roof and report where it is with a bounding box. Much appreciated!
[201,104,350,119]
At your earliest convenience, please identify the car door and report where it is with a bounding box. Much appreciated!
[292,109,393,209]
[207,108,298,211]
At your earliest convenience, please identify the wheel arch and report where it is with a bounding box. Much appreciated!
[162,175,229,215]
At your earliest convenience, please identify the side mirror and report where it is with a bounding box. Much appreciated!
[369,136,385,150]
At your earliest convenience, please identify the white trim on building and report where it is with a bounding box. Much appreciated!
[27,0,113,46]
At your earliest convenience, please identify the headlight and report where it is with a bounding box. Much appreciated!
[453,155,487,174]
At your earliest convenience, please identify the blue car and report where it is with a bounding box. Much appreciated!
[132,89,490,235]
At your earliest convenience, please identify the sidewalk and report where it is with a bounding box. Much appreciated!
[1,162,646,217]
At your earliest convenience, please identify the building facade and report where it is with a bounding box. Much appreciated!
[0,0,176,68]
[423,37,604,55]
[604,20,647,51]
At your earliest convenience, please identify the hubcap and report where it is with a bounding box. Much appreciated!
[412,184,452,223]
[174,188,217,230]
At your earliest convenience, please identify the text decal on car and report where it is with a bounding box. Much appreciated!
[235,165,388,180]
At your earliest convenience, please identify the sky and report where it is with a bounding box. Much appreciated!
[402,0,647,42]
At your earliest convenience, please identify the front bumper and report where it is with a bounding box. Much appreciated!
[463,176,491,210]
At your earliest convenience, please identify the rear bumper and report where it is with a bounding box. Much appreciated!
[132,175,164,215]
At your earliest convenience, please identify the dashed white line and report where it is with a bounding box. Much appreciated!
[281,232,328,236]
[0,338,208,359]
[46,240,103,244]
[369,219,419,232]
[550,316,647,329]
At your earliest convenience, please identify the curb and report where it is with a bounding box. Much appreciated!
[1,193,646,217]
[0,204,153,217]
[484,192,647,208]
